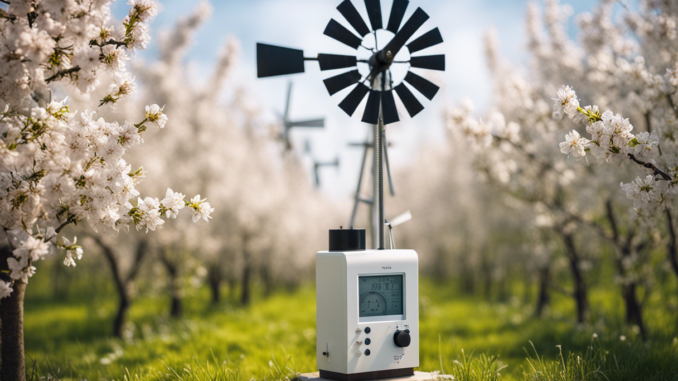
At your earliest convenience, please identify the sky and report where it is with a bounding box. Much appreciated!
[112,0,597,202]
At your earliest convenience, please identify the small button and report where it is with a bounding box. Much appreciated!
[364,349,371,356]
[365,338,371,345]
[365,327,371,334]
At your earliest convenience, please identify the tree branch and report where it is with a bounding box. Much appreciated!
[45,66,81,84]
[125,239,148,284]
[86,233,126,297]
[627,154,672,181]
[89,39,128,48]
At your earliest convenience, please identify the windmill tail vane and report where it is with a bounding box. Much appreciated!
[256,0,445,125]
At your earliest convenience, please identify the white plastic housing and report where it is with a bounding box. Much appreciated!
[316,249,419,375]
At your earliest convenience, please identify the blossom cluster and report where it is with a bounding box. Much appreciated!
[0,0,215,300]
[556,86,668,211]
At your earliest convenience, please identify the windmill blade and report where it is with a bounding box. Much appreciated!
[337,0,370,37]
[387,0,409,33]
[324,19,362,49]
[382,90,399,125]
[404,71,439,100]
[323,70,361,95]
[382,8,429,58]
[257,43,305,78]
[389,210,412,227]
[407,28,443,54]
[410,54,446,71]
[382,129,395,196]
[339,83,369,116]
[289,118,325,128]
[318,54,358,71]
[364,0,383,31]
[362,90,380,124]
[394,83,424,117]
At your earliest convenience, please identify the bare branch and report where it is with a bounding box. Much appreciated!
[627,153,672,181]
[45,66,81,84]
[89,39,128,48]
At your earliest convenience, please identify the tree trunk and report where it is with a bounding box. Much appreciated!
[535,266,550,317]
[210,277,221,305]
[622,283,647,340]
[1,280,26,381]
[562,233,590,323]
[113,294,130,339]
[241,261,252,306]
[168,268,182,318]
[665,209,678,279]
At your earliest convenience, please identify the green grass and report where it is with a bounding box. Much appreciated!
[23,278,678,381]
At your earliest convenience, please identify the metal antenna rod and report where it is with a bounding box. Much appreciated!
[373,71,386,250]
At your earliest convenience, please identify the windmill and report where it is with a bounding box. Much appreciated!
[257,0,445,249]
[313,157,341,187]
[279,82,325,151]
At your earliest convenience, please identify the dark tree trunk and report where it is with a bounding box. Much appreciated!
[170,291,182,318]
[562,234,590,323]
[261,261,274,297]
[113,294,130,339]
[210,277,221,304]
[665,209,678,279]
[1,280,26,381]
[608,201,647,340]
[622,283,647,340]
[241,261,252,306]
[535,266,550,317]
[167,266,182,318]
[208,265,222,305]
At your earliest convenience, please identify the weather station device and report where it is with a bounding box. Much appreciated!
[256,0,445,380]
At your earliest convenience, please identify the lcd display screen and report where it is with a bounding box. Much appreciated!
[359,275,403,317]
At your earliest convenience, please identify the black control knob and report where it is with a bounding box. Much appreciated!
[394,330,411,348]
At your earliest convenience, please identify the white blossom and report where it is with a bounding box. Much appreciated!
[560,130,590,158]
[552,86,580,119]
[188,195,214,222]
[145,104,168,129]
[0,281,12,299]
[161,188,186,219]
[621,175,662,210]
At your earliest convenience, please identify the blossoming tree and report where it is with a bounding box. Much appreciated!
[447,0,669,338]
[0,0,213,378]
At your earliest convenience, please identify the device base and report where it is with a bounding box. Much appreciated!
[299,369,424,381]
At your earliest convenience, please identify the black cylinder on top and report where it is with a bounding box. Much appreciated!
[329,227,366,252]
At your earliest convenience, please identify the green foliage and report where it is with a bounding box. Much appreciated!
[22,278,678,381]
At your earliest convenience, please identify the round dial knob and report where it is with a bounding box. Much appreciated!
[394,330,411,348]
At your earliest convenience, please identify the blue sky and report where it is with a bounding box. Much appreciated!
[112,0,599,199]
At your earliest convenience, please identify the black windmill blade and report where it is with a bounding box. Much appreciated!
[257,43,306,78]
[324,70,362,95]
[324,19,362,49]
[381,8,429,59]
[337,0,370,37]
[387,0,409,33]
[318,54,357,71]
[339,83,369,116]
[364,0,383,31]
[404,71,439,100]
[407,28,443,54]
[410,55,445,71]
[394,83,423,117]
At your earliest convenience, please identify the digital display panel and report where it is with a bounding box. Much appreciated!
[359,275,403,317]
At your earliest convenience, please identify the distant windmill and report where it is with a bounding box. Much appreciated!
[348,130,395,230]
[279,82,325,151]
[313,157,341,187]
